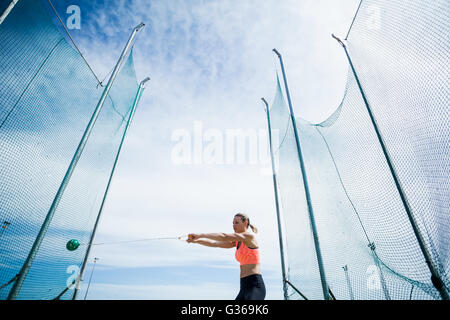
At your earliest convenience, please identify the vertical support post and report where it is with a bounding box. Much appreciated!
[332,33,448,300]
[0,0,19,25]
[83,257,99,300]
[342,265,355,300]
[261,97,289,301]
[409,284,414,300]
[369,243,391,300]
[7,23,145,300]
[73,77,150,300]
[272,48,330,300]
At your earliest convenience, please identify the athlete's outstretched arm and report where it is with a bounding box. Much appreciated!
[189,232,253,243]
[188,238,235,249]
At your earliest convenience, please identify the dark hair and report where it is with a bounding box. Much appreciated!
[235,213,258,234]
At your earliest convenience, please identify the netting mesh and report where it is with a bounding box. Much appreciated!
[269,0,449,300]
[0,1,9,17]
[0,0,139,300]
[269,76,325,300]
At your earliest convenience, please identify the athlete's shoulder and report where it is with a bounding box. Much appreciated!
[241,232,255,245]
[243,232,255,240]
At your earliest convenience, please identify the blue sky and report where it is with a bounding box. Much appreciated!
[43,0,361,300]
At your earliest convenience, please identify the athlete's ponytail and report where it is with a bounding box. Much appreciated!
[249,223,258,234]
[235,213,258,234]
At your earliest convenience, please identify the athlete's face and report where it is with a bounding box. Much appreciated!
[233,216,247,233]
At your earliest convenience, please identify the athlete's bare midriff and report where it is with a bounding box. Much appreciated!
[239,239,261,278]
[240,263,261,278]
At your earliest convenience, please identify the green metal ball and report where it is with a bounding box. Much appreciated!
[66,239,80,251]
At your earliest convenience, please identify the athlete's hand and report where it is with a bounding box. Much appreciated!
[188,233,200,241]
[186,234,197,243]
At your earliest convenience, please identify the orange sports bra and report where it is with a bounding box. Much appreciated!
[235,241,260,265]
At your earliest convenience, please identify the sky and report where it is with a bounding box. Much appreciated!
[44,0,361,300]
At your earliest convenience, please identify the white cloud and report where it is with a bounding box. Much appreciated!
[2,0,361,300]
[73,0,360,299]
